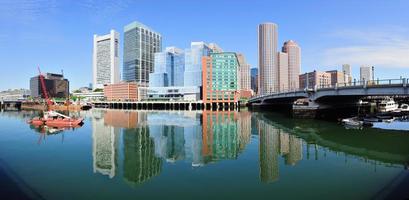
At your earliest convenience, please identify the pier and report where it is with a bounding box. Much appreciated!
[93,101,240,111]
[0,100,22,111]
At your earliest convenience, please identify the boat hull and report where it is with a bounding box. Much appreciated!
[45,118,84,128]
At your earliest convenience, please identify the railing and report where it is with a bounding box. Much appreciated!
[250,78,407,102]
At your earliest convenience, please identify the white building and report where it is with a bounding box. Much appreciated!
[282,40,301,90]
[360,65,373,82]
[236,53,251,91]
[342,64,351,76]
[92,30,120,89]
[277,52,289,91]
[258,23,278,94]
[146,86,201,101]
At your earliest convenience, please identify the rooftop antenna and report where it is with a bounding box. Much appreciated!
[61,69,64,77]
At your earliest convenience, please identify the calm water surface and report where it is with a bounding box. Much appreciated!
[0,109,408,200]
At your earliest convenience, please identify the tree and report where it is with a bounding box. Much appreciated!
[93,88,103,92]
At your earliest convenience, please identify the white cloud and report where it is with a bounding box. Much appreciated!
[320,28,409,68]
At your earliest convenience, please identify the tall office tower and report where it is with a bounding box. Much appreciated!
[258,23,278,94]
[236,53,251,91]
[282,40,301,90]
[208,43,223,53]
[342,64,351,76]
[251,68,258,94]
[342,64,352,82]
[150,47,185,87]
[277,52,289,91]
[202,52,240,103]
[92,30,120,89]
[360,65,373,82]
[123,21,162,86]
[184,42,211,87]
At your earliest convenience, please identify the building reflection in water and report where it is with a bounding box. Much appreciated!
[90,109,253,185]
[123,125,162,187]
[258,119,303,183]
[202,111,251,163]
[92,110,120,178]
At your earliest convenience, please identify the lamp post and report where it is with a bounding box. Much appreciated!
[343,70,346,86]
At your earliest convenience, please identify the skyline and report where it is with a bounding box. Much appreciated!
[1,0,409,91]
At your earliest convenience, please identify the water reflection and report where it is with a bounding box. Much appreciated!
[82,109,409,186]
[91,110,120,178]
[202,111,251,163]
[123,126,162,186]
[3,109,407,188]
[258,119,303,183]
[89,110,254,185]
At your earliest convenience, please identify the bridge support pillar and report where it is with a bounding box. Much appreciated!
[292,101,320,119]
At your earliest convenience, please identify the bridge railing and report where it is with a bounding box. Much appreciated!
[249,88,305,101]
[316,78,406,89]
[250,78,407,102]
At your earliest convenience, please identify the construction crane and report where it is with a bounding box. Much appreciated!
[37,67,53,110]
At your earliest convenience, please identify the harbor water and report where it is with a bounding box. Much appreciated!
[0,109,408,199]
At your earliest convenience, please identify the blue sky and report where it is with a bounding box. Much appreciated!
[1,0,409,91]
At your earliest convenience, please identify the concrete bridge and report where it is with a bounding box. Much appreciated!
[249,79,409,117]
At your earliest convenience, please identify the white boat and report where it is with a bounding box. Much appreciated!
[342,117,363,127]
[400,104,409,112]
[378,98,398,113]
[363,117,379,122]
[383,118,395,123]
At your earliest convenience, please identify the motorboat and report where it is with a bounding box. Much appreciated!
[363,117,380,123]
[342,117,363,127]
[378,98,398,112]
[80,102,92,110]
[383,118,395,123]
[400,104,409,112]
[377,115,394,120]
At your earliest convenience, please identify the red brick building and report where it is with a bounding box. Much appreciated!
[104,82,138,101]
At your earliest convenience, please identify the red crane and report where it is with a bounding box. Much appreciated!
[38,67,53,110]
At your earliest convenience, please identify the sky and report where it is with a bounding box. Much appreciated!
[1,0,409,91]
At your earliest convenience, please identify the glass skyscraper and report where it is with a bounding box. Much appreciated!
[123,21,162,86]
[150,47,184,87]
[184,42,211,87]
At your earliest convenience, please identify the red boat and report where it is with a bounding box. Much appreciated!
[43,111,84,127]
[28,67,85,128]
[28,117,45,126]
